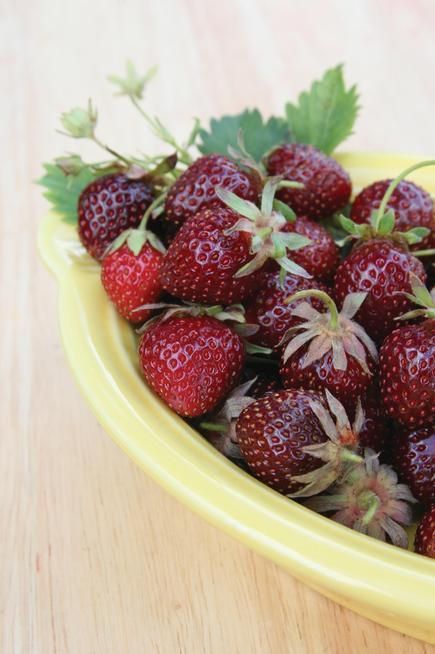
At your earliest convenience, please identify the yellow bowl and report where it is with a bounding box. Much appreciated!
[38,152,435,644]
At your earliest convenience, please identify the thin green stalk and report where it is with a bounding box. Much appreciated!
[285,289,340,329]
[130,97,192,165]
[92,135,131,165]
[376,159,435,225]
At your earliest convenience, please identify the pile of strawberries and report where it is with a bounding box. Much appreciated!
[41,64,434,558]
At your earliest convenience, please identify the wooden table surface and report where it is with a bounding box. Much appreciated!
[2,1,435,652]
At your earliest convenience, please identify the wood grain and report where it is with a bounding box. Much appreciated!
[1,0,435,652]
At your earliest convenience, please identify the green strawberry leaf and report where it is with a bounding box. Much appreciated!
[38,163,108,224]
[285,64,359,154]
[198,109,290,162]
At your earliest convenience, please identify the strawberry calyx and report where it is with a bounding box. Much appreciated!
[338,209,430,249]
[135,301,247,329]
[104,195,167,258]
[134,301,271,356]
[287,390,364,498]
[396,272,435,321]
[282,289,378,374]
[199,378,257,459]
[216,177,312,279]
[304,449,417,547]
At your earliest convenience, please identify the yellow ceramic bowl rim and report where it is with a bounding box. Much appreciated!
[38,152,435,644]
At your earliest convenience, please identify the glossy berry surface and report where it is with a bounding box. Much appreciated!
[160,205,263,304]
[78,174,153,259]
[245,272,328,349]
[266,144,351,220]
[379,321,435,429]
[138,315,244,417]
[333,239,427,342]
[101,243,164,323]
[351,179,434,249]
[283,216,339,281]
[164,154,261,226]
[280,346,374,413]
[414,507,435,558]
[236,389,327,494]
[354,383,390,453]
[391,425,435,505]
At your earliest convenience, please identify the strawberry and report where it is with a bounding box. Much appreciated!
[101,225,165,323]
[245,272,328,349]
[379,274,435,429]
[350,179,434,250]
[380,322,435,429]
[305,449,416,548]
[164,154,261,226]
[265,144,351,220]
[138,308,245,417]
[280,290,378,411]
[333,239,427,343]
[78,173,154,260]
[391,425,435,505]
[282,216,339,281]
[236,389,364,496]
[236,389,329,494]
[414,507,435,558]
[160,179,312,305]
[199,373,281,462]
[160,205,263,304]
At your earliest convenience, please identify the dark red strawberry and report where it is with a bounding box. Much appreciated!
[414,506,435,558]
[391,425,435,505]
[138,312,244,417]
[280,290,378,412]
[199,374,281,462]
[237,389,365,496]
[333,239,427,342]
[266,143,351,220]
[164,154,261,226]
[236,389,328,494]
[245,272,328,349]
[101,240,164,323]
[282,216,339,281]
[78,173,154,259]
[305,449,416,548]
[160,205,263,304]
[380,324,434,430]
[355,382,390,453]
[160,180,312,305]
[351,179,434,250]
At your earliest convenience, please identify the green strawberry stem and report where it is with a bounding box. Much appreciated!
[199,421,227,432]
[358,490,381,526]
[129,97,193,165]
[340,449,363,464]
[92,135,131,166]
[376,159,435,226]
[412,248,435,257]
[139,192,167,230]
[285,289,340,329]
